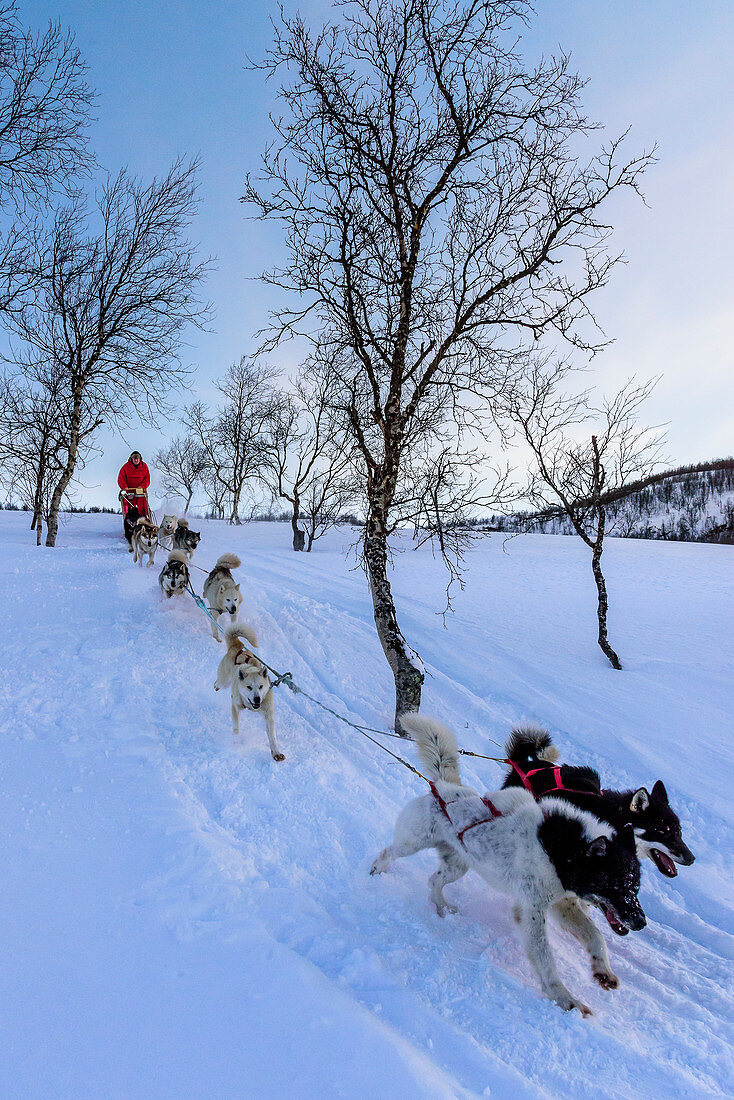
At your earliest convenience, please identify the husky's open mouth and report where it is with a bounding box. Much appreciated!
[601,904,630,936]
[650,848,677,877]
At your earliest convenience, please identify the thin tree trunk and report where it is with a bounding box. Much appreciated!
[291,493,304,550]
[46,385,82,546]
[591,544,621,669]
[230,482,242,525]
[31,443,47,537]
[363,519,424,731]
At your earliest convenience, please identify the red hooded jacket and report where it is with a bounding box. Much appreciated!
[118,456,150,516]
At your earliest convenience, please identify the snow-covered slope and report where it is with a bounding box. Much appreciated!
[489,460,734,543]
[1,512,732,1099]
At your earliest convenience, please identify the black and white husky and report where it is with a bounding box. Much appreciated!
[502,728,695,878]
[123,504,141,550]
[203,553,242,641]
[371,715,646,1015]
[158,549,190,598]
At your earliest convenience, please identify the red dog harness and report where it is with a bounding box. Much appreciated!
[507,760,602,797]
[430,782,502,847]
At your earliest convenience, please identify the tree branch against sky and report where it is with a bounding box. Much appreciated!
[5,158,210,545]
[243,0,653,723]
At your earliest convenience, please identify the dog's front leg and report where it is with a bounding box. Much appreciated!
[262,694,284,761]
[209,608,221,641]
[370,833,436,876]
[519,904,592,1016]
[231,694,241,736]
[554,897,618,990]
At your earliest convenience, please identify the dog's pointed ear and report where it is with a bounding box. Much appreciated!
[651,780,669,806]
[629,788,650,814]
[587,836,608,858]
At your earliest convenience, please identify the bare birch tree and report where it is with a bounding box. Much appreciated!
[154,435,207,515]
[0,4,95,311]
[260,372,354,550]
[244,0,652,724]
[0,361,101,542]
[508,365,663,668]
[5,159,209,545]
[183,358,278,525]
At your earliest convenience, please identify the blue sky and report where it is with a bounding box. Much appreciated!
[19,1,734,505]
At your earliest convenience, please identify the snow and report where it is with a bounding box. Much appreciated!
[0,511,732,1099]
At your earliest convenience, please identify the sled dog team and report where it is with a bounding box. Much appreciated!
[145,516,286,763]
[373,716,693,1016]
[126,514,696,1015]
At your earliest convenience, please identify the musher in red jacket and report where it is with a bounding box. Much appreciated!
[118,451,151,518]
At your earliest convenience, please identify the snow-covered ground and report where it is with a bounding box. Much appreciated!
[1,511,732,1099]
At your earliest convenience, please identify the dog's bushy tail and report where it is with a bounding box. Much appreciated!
[176,518,189,529]
[505,726,559,765]
[224,623,258,649]
[400,714,461,784]
[167,549,189,565]
[215,553,241,570]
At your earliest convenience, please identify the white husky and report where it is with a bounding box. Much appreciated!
[158,514,178,541]
[214,624,283,761]
[202,553,243,641]
[371,715,646,1015]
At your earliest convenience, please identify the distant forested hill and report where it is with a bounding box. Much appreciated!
[485,459,734,543]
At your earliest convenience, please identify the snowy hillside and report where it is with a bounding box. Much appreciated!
[489,459,734,543]
[1,512,732,1099]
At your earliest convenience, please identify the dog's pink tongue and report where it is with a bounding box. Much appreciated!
[652,849,677,877]
[602,906,629,936]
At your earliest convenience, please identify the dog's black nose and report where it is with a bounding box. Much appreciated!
[628,908,646,932]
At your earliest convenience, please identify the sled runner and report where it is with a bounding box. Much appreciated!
[119,487,154,520]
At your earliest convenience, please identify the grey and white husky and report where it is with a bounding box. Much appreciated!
[172,517,201,559]
[203,553,243,641]
[214,624,283,762]
[158,549,190,598]
[371,715,646,1015]
[131,516,159,568]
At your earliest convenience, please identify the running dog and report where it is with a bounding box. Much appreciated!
[502,728,695,878]
[203,553,242,641]
[172,517,201,559]
[131,517,159,568]
[124,504,142,551]
[214,624,283,761]
[158,549,190,598]
[371,715,646,1015]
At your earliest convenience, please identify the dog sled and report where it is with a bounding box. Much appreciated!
[120,489,158,549]
[119,487,155,521]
